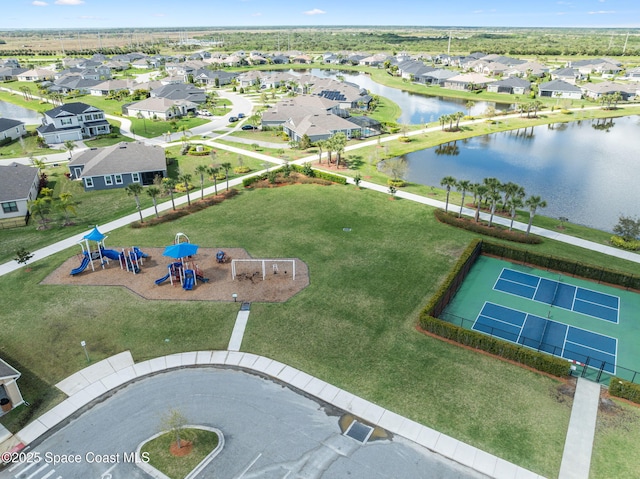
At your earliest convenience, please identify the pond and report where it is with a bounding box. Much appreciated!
[0,100,41,125]
[391,116,640,233]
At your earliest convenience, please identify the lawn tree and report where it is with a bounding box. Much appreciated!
[178,173,192,206]
[487,190,502,227]
[208,166,220,195]
[454,111,465,130]
[195,164,209,200]
[64,140,76,160]
[525,195,547,236]
[456,179,471,218]
[221,162,232,190]
[613,215,640,241]
[28,197,52,229]
[482,177,502,208]
[382,157,408,184]
[331,132,347,168]
[506,196,524,231]
[146,186,161,218]
[472,184,488,222]
[163,178,177,211]
[501,182,524,211]
[315,140,325,164]
[465,100,475,116]
[161,409,191,450]
[57,192,76,226]
[440,176,457,213]
[14,247,34,266]
[125,183,144,223]
[299,134,312,151]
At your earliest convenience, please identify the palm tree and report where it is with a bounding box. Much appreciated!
[28,197,52,229]
[439,114,448,131]
[454,111,465,130]
[195,164,209,200]
[315,140,325,164]
[57,192,76,226]
[331,133,347,168]
[208,166,220,195]
[221,162,232,190]
[525,195,547,236]
[506,196,524,231]
[440,176,457,213]
[146,186,161,218]
[465,101,475,116]
[530,100,543,118]
[163,178,177,211]
[482,177,502,207]
[178,173,192,206]
[487,191,502,227]
[63,140,76,160]
[472,184,488,222]
[456,179,471,218]
[125,183,144,223]
[501,182,523,211]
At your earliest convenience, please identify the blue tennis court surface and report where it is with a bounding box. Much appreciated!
[474,302,617,373]
[493,268,619,323]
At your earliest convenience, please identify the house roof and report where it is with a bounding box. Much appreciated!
[581,81,636,95]
[445,73,494,84]
[69,142,166,177]
[539,79,582,92]
[489,77,531,88]
[0,358,20,381]
[127,97,197,113]
[0,118,24,133]
[44,102,101,118]
[0,163,38,202]
[286,112,359,138]
[552,67,579,77]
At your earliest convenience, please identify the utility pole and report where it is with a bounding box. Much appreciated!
[623,32,629,54]
[447,31,452,56]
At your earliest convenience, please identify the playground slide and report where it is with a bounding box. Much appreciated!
[155,272,171,285]
[183,270,195,291]
[133,247,149,259]
[196,274,209,283]
[70,254,90,276]
[100,248,121,261]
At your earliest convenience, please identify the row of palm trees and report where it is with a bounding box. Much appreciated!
[28,191,76,229]
[438,112,466,131]
[315,132,348,167]
[440,176,547,236]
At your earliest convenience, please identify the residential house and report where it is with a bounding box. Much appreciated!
[49,75,102,95]
[538,79,582,99]
[0,358,24,413]
[443,73,494,91]
[237,71,263,88]
[192,69,237,86]
[271,55,290,65]
[418,69,457,85]
[581,82,636,101]
[151,83,206,104]
[16,68,54,82]
[0,163,39,220]
[487,78,531,95]
[292,54,313,64]
[261,96,341,128]
[68,142,166,191]
[0,119,27,142]
[90,79,134,96]
[505,61,549,78]
[283,112,362,143]
[37,102,110,145]
[0,67,27,81]
[568,59,622,77]
[359,53,390,67]
[551,67,583,84]
[124,97,197,120]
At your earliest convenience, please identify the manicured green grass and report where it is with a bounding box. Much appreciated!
[4,185,640,477]
[0,134,59,159]
[141,429,219,479]
[128,117,209,139]
[84,125,135,148]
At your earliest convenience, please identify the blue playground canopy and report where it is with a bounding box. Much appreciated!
[83,226,106,242]
[163,242,199,259]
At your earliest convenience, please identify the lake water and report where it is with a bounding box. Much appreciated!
[394,116,640,232]
[0,100,41,125]
[287,69,512,124]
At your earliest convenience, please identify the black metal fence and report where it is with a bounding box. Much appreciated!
[439,312,640,386]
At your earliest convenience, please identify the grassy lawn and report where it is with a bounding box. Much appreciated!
[142,429,219,479]
[83,125,135,148]
[0,87,51,113]
[128,116,209,139]
[2,185,640,477]
[0,133,59,159]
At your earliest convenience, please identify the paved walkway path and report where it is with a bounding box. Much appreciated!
[2,350,545,479]
[558,378,602,479]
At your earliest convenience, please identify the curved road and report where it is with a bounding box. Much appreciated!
[2,368,485,479]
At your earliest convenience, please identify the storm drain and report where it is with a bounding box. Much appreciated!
[240,302,251,311]
[344,420,374,444]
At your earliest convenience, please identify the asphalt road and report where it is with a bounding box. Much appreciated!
[2,368,487,479]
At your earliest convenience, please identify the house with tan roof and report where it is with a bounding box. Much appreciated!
[443,73,494,91]
[124,97,197,120]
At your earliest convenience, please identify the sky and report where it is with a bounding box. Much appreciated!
[1,0,640,29]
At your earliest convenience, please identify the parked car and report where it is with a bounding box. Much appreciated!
[228,116,238,122]
[238,113,245,118]
[241,124,257,130]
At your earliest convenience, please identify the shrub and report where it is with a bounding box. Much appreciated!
[387,179,407,188]
[398,136,411,143]
[610,235,640,251]
[234,166,251,174]
[434,209,543,244]
[609,378,640,404]
[175,182,195,192]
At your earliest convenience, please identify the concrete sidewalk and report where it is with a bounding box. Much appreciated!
[3,351,545,479]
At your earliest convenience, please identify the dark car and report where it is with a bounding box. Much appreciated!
[241,124,256,130]
[228,116,238,122]
[238,113,246,118]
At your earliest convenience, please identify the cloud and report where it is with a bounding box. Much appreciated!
[303,8,326,15]
[587,10,616,14]
[54,0,85,5]
[32,0,48,5]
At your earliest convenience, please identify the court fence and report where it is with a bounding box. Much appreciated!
[439,312,640,387]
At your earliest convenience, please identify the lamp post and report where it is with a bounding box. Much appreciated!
[80,340,90,363]
[232,293,238,302]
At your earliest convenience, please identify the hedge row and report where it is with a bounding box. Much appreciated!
[418,238,571,378]
[482,241,640,290]
[434,209,543,244]
[609,377,640,404]
[419,315,571,377]
[242,165,347,188]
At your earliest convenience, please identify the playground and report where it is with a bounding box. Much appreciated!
[41,246,309,303]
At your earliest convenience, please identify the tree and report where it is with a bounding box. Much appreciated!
[14,247,34,266]
[315,140,325,164]
[456,179,471,218]
[501,182,524,211]
[208,166,220,195]
[63,140,76,160]
[195,164,209,200]
[146,186,161,218]
[465,100,475,116]
[472,184,489,222]
[506,196,524,231]
[221,162,232,191]
[178,173,192,206]
[331,133,347,168]
[524,195,547,236]
[613,215,640,242]
[28,197,52,229]
[487,191,502,227]
[454,111,465,130]
[163,178,177,211]
[161,409,191,450]
[57,192,76,226]
[125,183,144,223]
[299,134,312,150]
[440,176,457,213]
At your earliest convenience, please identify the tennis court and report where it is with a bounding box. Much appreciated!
[474,302,617,374]
[493,268,619,323]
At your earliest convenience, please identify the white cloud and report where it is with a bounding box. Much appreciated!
[588,10,616,14]
[303,8,326,15]
[54,0,85,5]
[32,1,48,5]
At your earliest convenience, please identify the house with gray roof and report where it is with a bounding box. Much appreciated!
[283,113,362,143]
[551,67,584,84]
[581,82,636,101]
[487,77,531,95]
[68,142,166,191]
[37,102,110,145]
[261,96,340,127]
[192,69,237,86]
[0,163,39,220]
[0,119,27,142]
[0,358,24,413]
[418,69,457,85]
[151,83,206,104]
[0,67,27,81]
[538,79,582,100]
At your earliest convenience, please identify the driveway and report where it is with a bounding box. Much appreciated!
[2,368,486,479]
